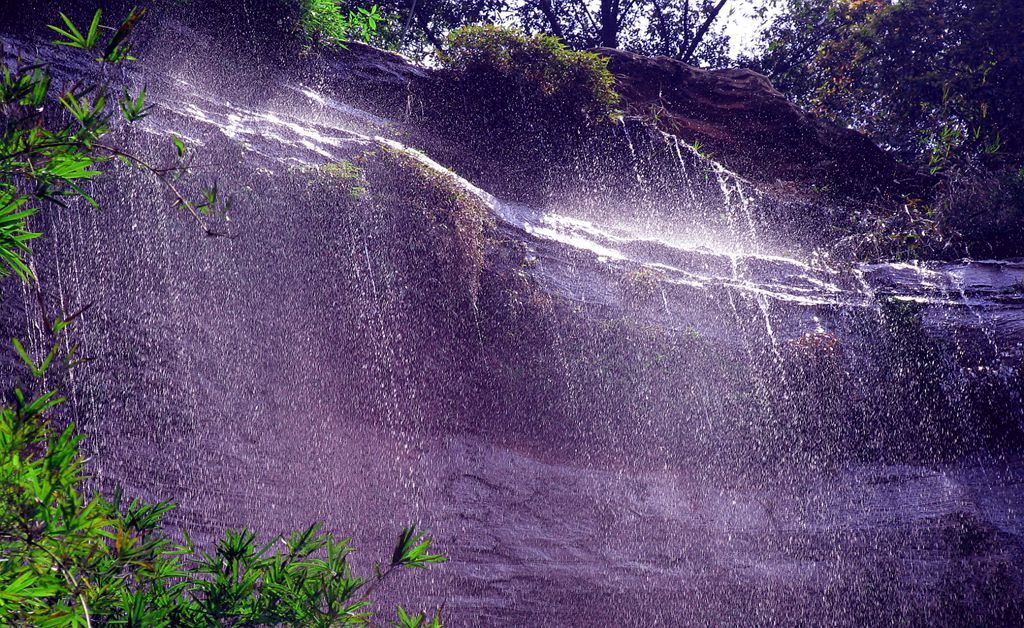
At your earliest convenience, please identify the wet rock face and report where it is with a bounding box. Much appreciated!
[301,42,433,122]
[5,17,1024,625]
[596,47,915,198]
[310,42,919,206]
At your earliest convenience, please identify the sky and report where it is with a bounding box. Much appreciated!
[721,0,778,57]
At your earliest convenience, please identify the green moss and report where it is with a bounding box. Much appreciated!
[290,158,370,200]
[318,159,363,179]
[620,267,662,304]
[321,159,369,199]
[363,149,495,306]
[438,25,619,123]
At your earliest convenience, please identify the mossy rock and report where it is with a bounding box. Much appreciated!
[360,149,494,309]
[438,25,619,124]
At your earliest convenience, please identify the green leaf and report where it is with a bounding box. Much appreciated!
[48,12,88,48]
[172,135,187,159]
[391,525,447,569]
[11,337,61,378]
[120,86,151,122]
[85,10,103,49]
[12,337,35,372]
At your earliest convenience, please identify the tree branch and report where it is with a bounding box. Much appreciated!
[530,0,566,40]
[413,1,443,50]
[28,537,93,628]
[650,0,673,56]
[682,0,729,63]
[571,0,602,44]
[92,143,230,238]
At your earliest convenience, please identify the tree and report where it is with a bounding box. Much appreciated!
[515,0,735,64]
[345,0,506,54]
[636,0,733,63]
[745,0,1024,259]
[367,0,736,65]
[750,0,1024,168]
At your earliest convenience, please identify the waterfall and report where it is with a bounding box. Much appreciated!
[3,32,1024,626]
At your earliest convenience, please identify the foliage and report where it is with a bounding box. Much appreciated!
[926,166,1024,258]
[0,255,447,627]
[438,25,619,123]
[751,0,1024,165]
[0,8,225,283]
[425,26,620,200]
[750,0,1024,258]
[506,0,733,62]
[0,381,446,625]
[361,0,500,55]
[370,0,735,65]
[841,165,1024,260]
[845,195,946,261]
[300,0,393,48]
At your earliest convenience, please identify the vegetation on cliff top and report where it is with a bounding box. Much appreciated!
[347,0,736,64]
[319,1,1024,259]
[299,0,392,49]
[439,25,619,123]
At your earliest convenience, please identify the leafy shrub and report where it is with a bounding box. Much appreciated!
[834,160,1024,261]
[438,25,619,123]
[300,0,390,48]
[0,383,446,626]
[932,165,1024,258]
[0,8,226,283]
[426,26,619,200]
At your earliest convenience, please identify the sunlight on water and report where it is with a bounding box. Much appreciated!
[3,31,1022,625]
[155,84,1024,321]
